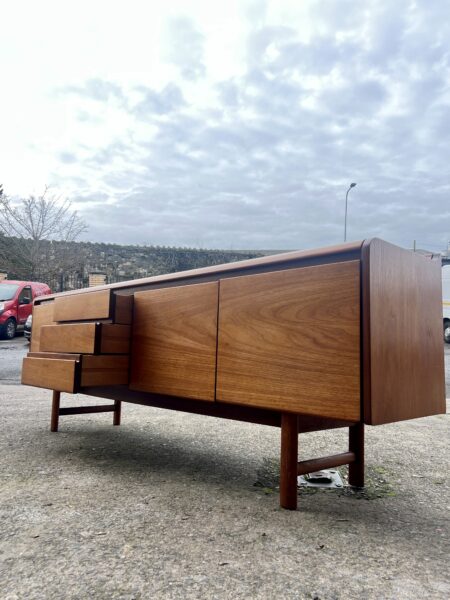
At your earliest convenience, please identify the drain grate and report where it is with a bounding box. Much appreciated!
[298,469,344,489]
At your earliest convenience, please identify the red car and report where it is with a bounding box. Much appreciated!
[0,280,51,339]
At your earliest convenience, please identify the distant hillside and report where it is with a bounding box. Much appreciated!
[79,241,264,279]
[0,237,264,291]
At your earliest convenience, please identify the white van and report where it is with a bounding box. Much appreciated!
[443,264,450,343]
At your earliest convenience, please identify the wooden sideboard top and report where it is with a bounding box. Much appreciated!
[35,240,364,303]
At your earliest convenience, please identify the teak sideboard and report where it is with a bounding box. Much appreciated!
[21,238,446,510]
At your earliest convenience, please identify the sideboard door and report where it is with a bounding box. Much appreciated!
[129,282,219,401]
[216,261,361,421]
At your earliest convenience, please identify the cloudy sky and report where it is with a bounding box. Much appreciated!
[1,0,449,251]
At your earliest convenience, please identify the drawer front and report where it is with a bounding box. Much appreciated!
[22,357,79,393]
[80,355,129,387]
[22,354,129,391]
[39,323,131,354]
[53,290,133,324]
[54,289,111,322]
[40,323,97,354]
[129,282,218,401]
[216,261,361,421]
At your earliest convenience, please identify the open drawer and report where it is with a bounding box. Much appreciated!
[22,353,129,393]
[39,323,131,354]
[52,289,133,324]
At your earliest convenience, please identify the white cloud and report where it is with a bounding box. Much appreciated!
[0,0,449,251]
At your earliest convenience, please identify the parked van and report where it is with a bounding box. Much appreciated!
[0,280,51,339]
[443,264,450,344]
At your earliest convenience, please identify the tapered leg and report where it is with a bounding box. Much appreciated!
[51,391,61,432]
[280,413,299,510]
[348,422,365,487]
[113,400,122,426]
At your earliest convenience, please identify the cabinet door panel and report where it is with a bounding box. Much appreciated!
[217,261,361,420]
[129,282,218,401]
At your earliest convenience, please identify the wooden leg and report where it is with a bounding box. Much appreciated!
[348,422,365,487]
[280,413,299,510]
[113,400,121,426]
[51,391,61,432]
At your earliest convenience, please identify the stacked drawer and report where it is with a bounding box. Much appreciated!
[22,289,133,393]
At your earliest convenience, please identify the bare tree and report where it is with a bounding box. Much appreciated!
[0,186,88,282]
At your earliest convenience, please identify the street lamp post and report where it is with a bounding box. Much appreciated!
[344,182,357,242]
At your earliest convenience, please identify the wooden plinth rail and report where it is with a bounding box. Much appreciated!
[280,414,365,510]
[50,391,121,432]
[58,405,117,415]
[297,451,355,476]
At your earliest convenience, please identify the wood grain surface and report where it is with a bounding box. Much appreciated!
[129,282,219,401]
[40,323,97,354]
[28,352,82,360]
[100,324,131,354]
[113,294,133,324]
[39,323,131,354]
[80,355,129,387]
[22,356,79,393]
[30,302,55,352]
[362,238,445,424]
[54,289,112,322]
[216,262,361,420]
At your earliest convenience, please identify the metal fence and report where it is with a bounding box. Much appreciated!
[45,272,135,293]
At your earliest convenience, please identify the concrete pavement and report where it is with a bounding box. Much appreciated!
[0,379,448,599]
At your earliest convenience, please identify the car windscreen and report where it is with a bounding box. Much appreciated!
[0,284,20,301]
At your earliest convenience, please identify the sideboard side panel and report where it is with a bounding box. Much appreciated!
[363,238,446,425]
[30,301,55,352]
[217,261,361,420]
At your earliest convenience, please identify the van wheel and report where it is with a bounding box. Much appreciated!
[445,321,450,344]
[4,318,17,340]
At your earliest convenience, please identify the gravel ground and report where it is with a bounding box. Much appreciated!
[0,339,449,599]
[0,335,29,385]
